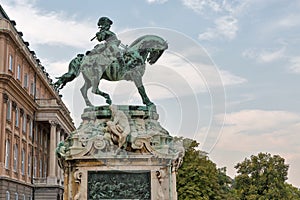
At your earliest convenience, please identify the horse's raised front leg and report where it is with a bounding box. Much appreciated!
[80,75,93,107]
[91,75,112,105]
[133,76,154,106]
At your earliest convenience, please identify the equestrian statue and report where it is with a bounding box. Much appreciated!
[53,17,168,107]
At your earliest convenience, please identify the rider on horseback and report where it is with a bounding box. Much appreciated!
[94,17,126,69]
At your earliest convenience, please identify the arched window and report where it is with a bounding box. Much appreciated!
[15,107,19,127]
[13,144,18,172]
[22,194,25,200]
[6,191,10,200]
[6,99,11,121]
[15,193,18,200]
[21,149,25,175]
[5,140,10,169]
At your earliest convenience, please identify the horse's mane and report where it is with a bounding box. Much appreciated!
[129,35,164,48]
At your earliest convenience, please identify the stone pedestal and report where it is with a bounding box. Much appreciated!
[57,105,184,200]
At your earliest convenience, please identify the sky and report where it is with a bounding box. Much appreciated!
[1,0,300,187]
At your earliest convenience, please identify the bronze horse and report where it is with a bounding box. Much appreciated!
[54,35,168,107]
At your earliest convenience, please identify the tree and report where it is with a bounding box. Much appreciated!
[233,152,300,200]
[176,138,232,200]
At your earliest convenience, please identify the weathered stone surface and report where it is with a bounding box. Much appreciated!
[57,105,183,160]
[56,105,184,200]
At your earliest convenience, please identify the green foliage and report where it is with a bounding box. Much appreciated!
[233,152,300,200]
[176,138,232,200]
[176,141,300,200]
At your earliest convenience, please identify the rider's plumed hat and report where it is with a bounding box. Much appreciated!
[98,17,113,27]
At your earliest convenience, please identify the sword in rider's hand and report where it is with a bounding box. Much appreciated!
[90,36,97,41]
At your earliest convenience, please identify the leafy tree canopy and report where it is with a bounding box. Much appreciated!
[176,141,300,200]
[233,152,300,200]
[176,138,232,200]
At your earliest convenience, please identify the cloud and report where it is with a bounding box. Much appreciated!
[277,14,300,28]
[289,56,300,74]
[208,109,300,187]
[182,0,253,41]
[219,70,247,85]
[42,59,70,78]
[243,47,286,63]
[1,0,95,49]
[181,0,251,15]
[259,48,286,63]
[181,0,223,13]
[219,110,300,134]
[199,15,238,41]
[146,0,168,4]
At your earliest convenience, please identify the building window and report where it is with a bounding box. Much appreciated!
[33,155,37,178]
[29,120,33,138]
[28,154,31,177]
[17,65,21,80]
[22,114,27,133]
[13,144,18,172]
[15,193,18,200]
[6,191,10,200]
[45,136,47,149]
[23,73,28,88]
[8,54,13,71]
[21,149,25,175]
[39,159,42,177]
[30,83,35,96]
[15,107,19,127]
[6,99,11,121]
[36,89,39,98]
[44,161,47,177]
[5,140,10,169]
[22,194,25,200]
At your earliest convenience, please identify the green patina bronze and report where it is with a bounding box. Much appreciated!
[88,171,151,200]
[54,17,168,107]
[53,54,84,90]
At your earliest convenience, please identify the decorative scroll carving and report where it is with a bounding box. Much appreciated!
[56,105,184,171]
[74,168,83,200]
[156,170,166,200]
[3,93,8,103]
[20,108,24,116]
[50,120,58,127]
[12,101,17,108]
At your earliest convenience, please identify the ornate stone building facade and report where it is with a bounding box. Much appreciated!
[0,6,75,200]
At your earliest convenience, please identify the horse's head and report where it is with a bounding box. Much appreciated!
[129,35,168,65]
[147,39,168,65]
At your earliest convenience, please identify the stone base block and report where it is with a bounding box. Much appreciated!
[64,157,177,200]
